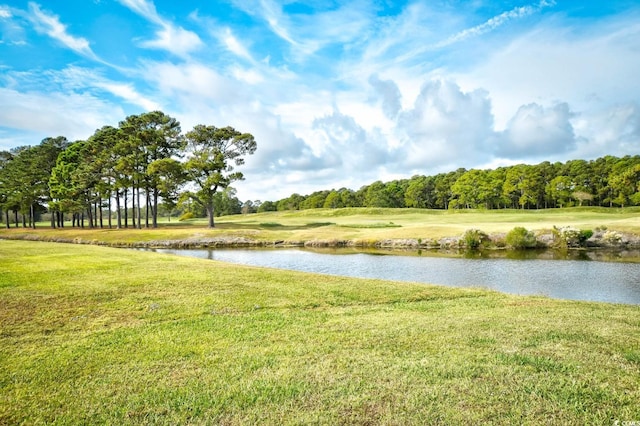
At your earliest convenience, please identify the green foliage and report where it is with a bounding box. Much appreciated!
[552,226,593,248]
[505,227,538,249]
[184,125,256,227]
[462,228,490,249]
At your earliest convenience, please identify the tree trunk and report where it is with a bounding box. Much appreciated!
[99,197,104,228]
[206,203,215,228]
[124,188,129,228]
[134,184,140,229]
[145,187,150,228]
[152,187,159,228]
[116,190,122,229]
[5,210,9,229]
[131,189,134,227]
[108,192,112,229]
[86,206,93,229]
[137,187,142,229]
[30,204,35,229]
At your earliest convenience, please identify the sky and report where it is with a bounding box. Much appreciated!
[1,0,639,202]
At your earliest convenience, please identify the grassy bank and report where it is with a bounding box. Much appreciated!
[1,207,639,247]
[1,240,639,424]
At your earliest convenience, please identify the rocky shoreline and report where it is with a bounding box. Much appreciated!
[2,228,640,250]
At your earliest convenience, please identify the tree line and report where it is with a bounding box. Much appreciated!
[260,155,640,212]
[0,111,256,229]
[2,109,638,228]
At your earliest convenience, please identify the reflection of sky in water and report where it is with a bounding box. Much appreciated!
[145,249,640,305]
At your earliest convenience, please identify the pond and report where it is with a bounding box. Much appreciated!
[142,248,640,305]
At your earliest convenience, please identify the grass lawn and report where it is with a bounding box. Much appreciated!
[1,240,639,424]
[1,206,639,246]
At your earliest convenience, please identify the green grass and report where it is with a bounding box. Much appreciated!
[1,240,639,424]
[2,206,639,246]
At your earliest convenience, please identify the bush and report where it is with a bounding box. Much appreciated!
[579,229,593,245]
[602,230,622,244]
[553,226,593,248]
[462,229,489,249]
[505,227,537,249]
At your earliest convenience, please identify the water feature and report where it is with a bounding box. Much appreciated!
[141,247,640,304]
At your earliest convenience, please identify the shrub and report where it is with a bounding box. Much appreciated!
[505,227,537,249]
[579,229,593,245]
[553,226,593,248]
[462,229,489,249]
[602,230,622,244]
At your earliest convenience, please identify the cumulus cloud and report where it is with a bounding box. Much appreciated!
[496,102,577,157]
[311,109,391,171]
[368,75,402,119]
[457,13,640,128]
[572,102,640,158]
[395,79,494,169]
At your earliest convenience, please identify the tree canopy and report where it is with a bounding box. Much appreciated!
[0,112,257,228]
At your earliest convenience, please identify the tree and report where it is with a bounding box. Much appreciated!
[5,138,68,228]
[546,176,574,208]
[184,125,256,227]
[323,190,343,209]
[610,164,640,207]
[147,157,186,221]
[118,111,183,228]
[450,169,491,209]
[257,200,277,212]
[0,150,14,227]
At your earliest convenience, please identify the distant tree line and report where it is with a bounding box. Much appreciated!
[259,156,640,212]
[0,111,256,229]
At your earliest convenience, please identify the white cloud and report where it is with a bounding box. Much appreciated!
[27,3,99,60]
[142,61,238,106]
[368,74,402,119]
[139,23,203,57]
[0,87,124,145]
[435,0,555,48]
[311,109,391,171]
[395,79,494,170]
[116,0,159,23]
[94,82,161,111]
[572,102,640,158]
[220,27,253,61]
[456,13,640,129]
[497,102,576,157]
[0,6,11,18]
[117,0,203,57]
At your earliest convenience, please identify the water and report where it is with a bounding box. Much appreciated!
[142,248,640,305]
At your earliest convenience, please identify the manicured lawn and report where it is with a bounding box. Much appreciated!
[1,206,639,246]
[1,240,639,424]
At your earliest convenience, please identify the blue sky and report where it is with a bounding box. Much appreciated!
[1,0,639,201]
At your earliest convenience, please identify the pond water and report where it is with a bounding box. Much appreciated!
[143,248,640,305]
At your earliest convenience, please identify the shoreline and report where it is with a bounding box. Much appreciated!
[2,229,640,251]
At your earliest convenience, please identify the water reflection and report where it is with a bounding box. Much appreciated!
[140,247,640,305]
